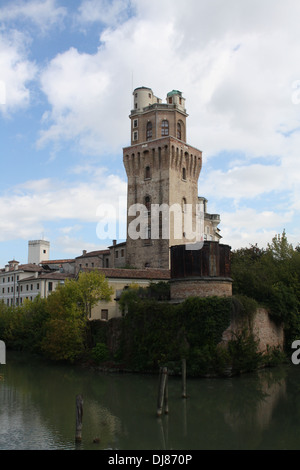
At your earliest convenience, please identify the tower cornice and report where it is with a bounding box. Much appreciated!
[123,135,202,155]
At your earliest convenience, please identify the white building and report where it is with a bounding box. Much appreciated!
[17,271,74,304]
[0,240,74,306]
[28,240,50,265]
[0,260,43,306]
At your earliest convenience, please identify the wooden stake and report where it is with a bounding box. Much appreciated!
[75,394,83,443]
[156,367,168,417]
[181,358,187,398]
[164,371,169,414]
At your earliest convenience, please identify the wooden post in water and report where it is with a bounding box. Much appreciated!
[181,358,187,398]
[156,367,168,417]
[164,370,169,414]
[75,394,83,443]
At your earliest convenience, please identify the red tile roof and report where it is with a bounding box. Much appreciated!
[75,250,110,259]
[80,267,170,280]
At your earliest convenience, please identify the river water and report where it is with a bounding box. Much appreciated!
[1,351,300,450]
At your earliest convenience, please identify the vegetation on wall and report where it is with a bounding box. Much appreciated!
[113,291,269,376]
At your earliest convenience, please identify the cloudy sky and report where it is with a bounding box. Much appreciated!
[0,0,299,266]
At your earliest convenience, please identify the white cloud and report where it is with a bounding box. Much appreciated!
[52,235,107,256]
[0,32,37,114]
[220,207,295,250]
[0,0,68,115]
[0,169,127,242]
[38,46,126,154]
[0,0,67,33]
[37,0,300,161]
[200,163,287,202]
[77,0,132,26]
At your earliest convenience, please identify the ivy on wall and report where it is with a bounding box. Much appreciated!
[91,294,234,375]
[90,291,282,376]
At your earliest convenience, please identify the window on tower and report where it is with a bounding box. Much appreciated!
[177,122,182,140]
[161,120,169,136]
[146,121,152,140]
[182,167,186,180]
[145,166,151,179]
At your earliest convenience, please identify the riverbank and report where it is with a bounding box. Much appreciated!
[0,294,287,378]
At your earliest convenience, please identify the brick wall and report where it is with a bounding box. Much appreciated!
[170,278,233,299]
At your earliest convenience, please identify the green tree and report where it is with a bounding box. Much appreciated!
[65,270,113,318]
[231,231,300,349]
[41,285,86,362]
[267,229,294,260]
[41,271,113,362]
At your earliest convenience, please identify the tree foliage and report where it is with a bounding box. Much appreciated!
[231,230,300,347]
[0,271,113,363]
[64,270,113,318]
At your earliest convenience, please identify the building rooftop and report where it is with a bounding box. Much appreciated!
[41,259,75,265]
[75,249,110,259]
[18,272,75,282]
[0,263,44,273]
[167,89,182,97]
[81,267,170,280]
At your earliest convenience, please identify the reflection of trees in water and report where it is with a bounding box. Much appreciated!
[263,366,300,449]
[222,368,287,448]
[5,352,298,450]
[87,401,122,449]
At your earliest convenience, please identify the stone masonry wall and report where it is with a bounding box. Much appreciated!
[222,307,284,353]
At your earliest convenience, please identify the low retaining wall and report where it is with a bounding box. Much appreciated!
[222,307,284,353]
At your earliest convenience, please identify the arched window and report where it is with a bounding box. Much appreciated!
[177,122,182,140]
[145,166,151,179]
[182,197,187,212]
[146,121,152,140]
[161,119,169,136]
[182,167,186,180]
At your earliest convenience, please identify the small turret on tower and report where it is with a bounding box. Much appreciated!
[130,87,188,145]
[166,90,186,112]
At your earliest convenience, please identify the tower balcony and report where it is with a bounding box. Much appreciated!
[131,102,187,116]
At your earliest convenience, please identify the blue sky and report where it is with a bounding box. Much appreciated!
[0,0,300,266]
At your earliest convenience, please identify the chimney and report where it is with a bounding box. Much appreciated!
[82,250,87,255]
